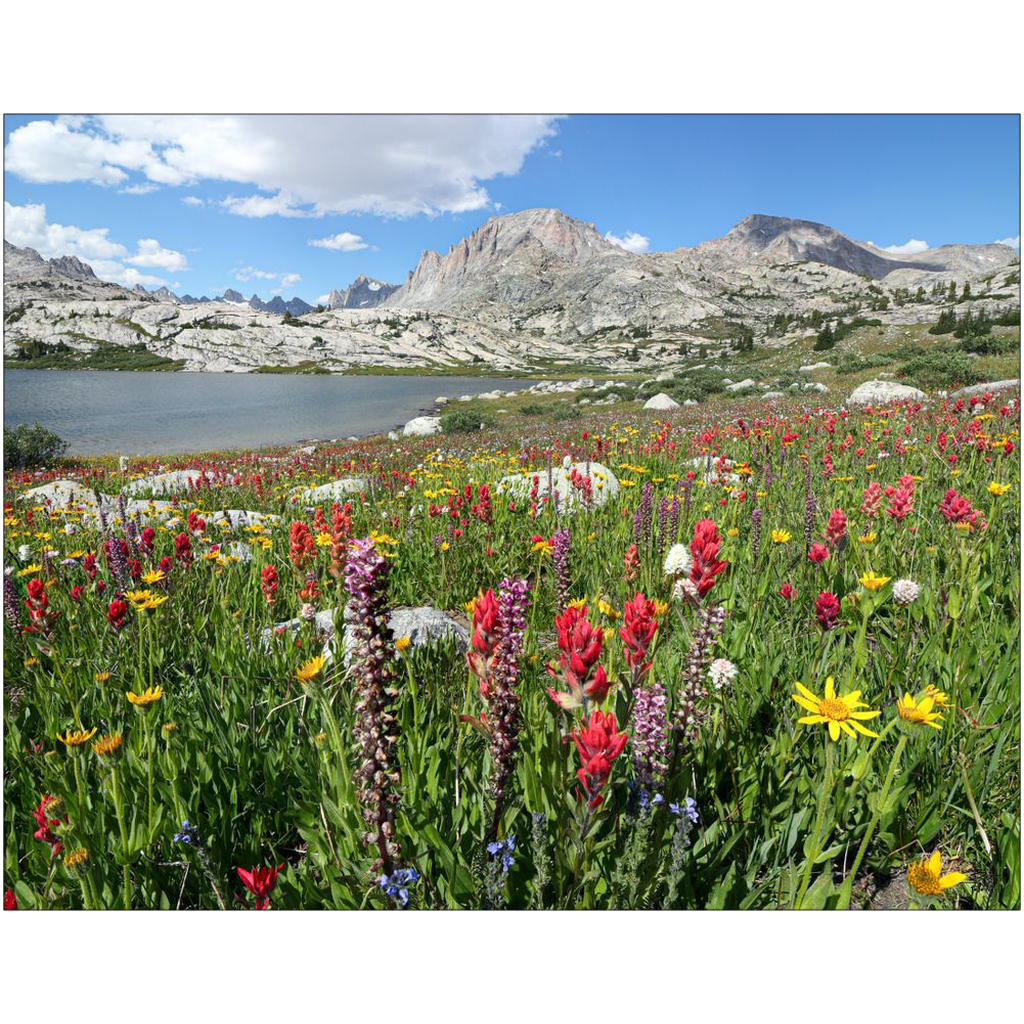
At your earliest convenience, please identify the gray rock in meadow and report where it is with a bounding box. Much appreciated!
[124,470,208,496]
[847,380,926,406]
[726,378,756,392]
[20,479,99,508]
[951,379,1019,397]
[803,382,830,393]
[799,362,831,373]
[292,477,367,503]
[763,391,785,400]
[683,398,699,405]
[643,392,680,410]
[403,416,442,437]
[387,431,400,441]
[495,460,620,513]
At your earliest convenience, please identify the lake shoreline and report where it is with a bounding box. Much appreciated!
[4,369,536,456]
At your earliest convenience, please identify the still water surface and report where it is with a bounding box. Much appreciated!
[3,370,531,455]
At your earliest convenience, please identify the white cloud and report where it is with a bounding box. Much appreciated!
[604,229,650,253]
[233,266,301,290]
[126,238,189,271]
[882,238,930,255]
[234,265,279,282]
[308,231,369,252]
[119,183,160,195]
[994,234,1020,250]
[316,294,330,305]
[4,114,563,217]
[181,195,205,207]
[4,201,184,288]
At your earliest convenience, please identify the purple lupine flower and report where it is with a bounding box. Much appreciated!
[633,481,654,546]
[804,493,817,548]
[4,571,21,630]
[656,496,670,563]
[345,536,402,874]
[681,475,694,514]
[485,577,529,838]
[552,528,571,608]
[676,604,726,739]
[668,496,681,551]
[632,678,669,792]
[751,506,762,561]
[105,535,130,589]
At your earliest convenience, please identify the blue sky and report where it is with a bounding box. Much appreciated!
[4,114,1020,302]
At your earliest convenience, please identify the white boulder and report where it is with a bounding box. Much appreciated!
[402,416,442,437]
[847,380,926,407]
[643,392,680,411]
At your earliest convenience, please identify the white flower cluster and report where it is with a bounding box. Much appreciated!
[709,658,739,690]
[892,579,919,606]
[663,543,693,578]
[672,578,699,605]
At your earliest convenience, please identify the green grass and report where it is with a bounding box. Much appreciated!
[5,340,185,371]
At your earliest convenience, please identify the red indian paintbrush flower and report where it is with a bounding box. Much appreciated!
[807,543,830,565]
[815,591,841,630]
[288,521,315,570]
[689,519,727,598]
[4,887,15,910]
[466,588,501,695]
[260,565,278,605]
[106,599,128,631]
[572,709,628,809]
[620,592,659,684]
[546,604,609,710]
[236,862,285,910]
[31,794,66,857]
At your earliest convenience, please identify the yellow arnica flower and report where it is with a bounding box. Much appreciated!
[771,530,791,544]
[596,599,618,618]
[897,692,943,731]
[95,672,111,683]
[64,847,90,870]
[137,594,170,612]
[296,655,326,683]
[532,539,554,556]
[395,636,412,652]
[906,850,967,897]
[126,686,164,707]
[653,599,669,617]
[858,571,892,591]
[125,588,157,608]
[923,684,951,709]
[792,677,881,742]
[92,733,123,757]
[858,533,877,545]
[727,528,739,538]
[17,563,43,577]
[57,727,98,747]
[987,482,1010,496]
[141,569,166,585]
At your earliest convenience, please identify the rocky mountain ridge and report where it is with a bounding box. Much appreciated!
[5,211,1018,373]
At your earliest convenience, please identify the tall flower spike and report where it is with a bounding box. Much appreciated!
[572,710,628,809]
[345,536,402,874]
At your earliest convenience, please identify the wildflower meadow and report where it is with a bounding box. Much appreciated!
[3,392,1020,910]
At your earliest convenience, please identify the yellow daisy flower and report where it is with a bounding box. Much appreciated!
[858,571,892,591]
[906,850,967,897]
[896,692,943,731]
[126,686,164,707]
[395,636,412,653]
[141,569,166,585]
[57,726,98,747]
[770,530,791,544]
[296,655,326,684]
[987,482,1010,496]
[791,676,881,742]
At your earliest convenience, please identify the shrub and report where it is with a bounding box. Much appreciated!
[959,334,1019,356]
[897,350,983,390]
[440,409,494,434]
[550,404,582,421]
[520,403,546,416]
[4,422,68,470]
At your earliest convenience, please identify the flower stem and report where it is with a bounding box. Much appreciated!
[795,739,833,908]
[840,733,908,904]
[110,765,132,908]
